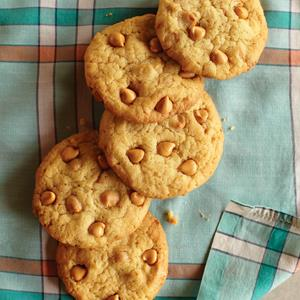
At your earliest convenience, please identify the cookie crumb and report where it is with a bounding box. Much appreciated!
[198,209,210,221]
[165,211,178,225]
[106,12,113,17]
[221,117,228,123]
[228,125,236,131]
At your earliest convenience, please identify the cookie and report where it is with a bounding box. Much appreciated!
[155,0,268,80]
[56,212,168,300]
[99,91,224,199]
[84,14,205,123]
[33,131,151,248]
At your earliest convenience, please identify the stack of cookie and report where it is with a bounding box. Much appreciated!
[33,131,168,300]
[87,14,225,200]
[33,1,267,299]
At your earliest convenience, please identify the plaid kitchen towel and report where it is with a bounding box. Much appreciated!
[0,0,300,299]
[197,201,300,300]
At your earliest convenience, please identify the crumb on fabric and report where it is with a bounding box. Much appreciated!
[165,211,178,225]
[228,125,236,131]
[198,209,210,221]
[106,12,113,17]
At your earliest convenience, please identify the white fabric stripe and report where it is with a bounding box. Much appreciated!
[291,67,300,217]
[44,277,60,294]
[40,0,56,8]
[261,0,291,12]
[77,25,93,44]
[226,204,300,250]
[277,253,298,273]
[0,1,38,8]
[78,0,94,9]
[227,202,300,234]
[37,63,56,158]
[212,232,266,264]
[291,0,300,13]
[291,30,300,50]
[226,202,277,227]
[226,201,253,217]
[40,25,55,46]
[267,29,289,50]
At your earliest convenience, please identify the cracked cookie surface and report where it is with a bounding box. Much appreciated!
[33,131,151,248]
[156,0,268,80]
[84,14,204,123]
[56,212,168,300]
[99,91,224,199]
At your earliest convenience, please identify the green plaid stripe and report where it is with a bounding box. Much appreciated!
[0,7,156,25]
[251,214,293,299]
[0,8,298,28]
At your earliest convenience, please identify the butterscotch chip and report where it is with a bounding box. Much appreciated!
[149,37,162,53]
[157,142,175,157]
[97,154,109,169]
[179,159,198,176]
[66,196,82,213]
[156,0,268,79]
[210,50,228,65]
[85,15,204,123]
[130,192,146,206]
[41,191,56,206]
[88,221,106,237]
[127,149,145,164]
[99,91,224,199]
[120,88,137,105]
[33,131,151,248]
[142,248,158,265]
[61,146,79,162]
[182,11,197,26]
[188,26,206,41]
[169,114,186,129]
[108,32,125,47]
[235,6,249,19]
[100,191,120,207]
[69,158,81,171]
[155,96,173,115]
[70,265,87,282]
[56,213,168,300]
[106,295,120,300]
[194,109,209,124]
[179,71,196,79]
